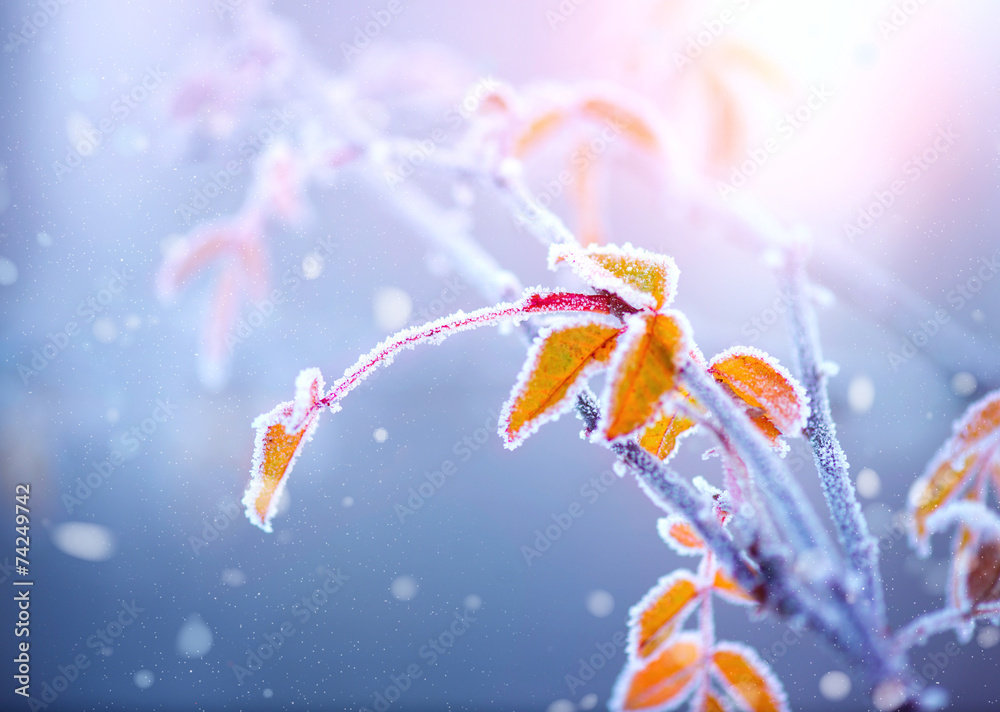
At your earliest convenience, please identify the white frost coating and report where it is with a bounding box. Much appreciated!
[498,314,620,450]
[925,500,1000,540]
[711,641,790,712]
[596,309,693,441]
[709,345,811,436]
[548,242,679,311]
[290,368,325,431]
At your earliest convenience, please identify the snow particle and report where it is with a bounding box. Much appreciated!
[263,688,274,698]
[373,427,388,443]
[0,256,18,286]
[133,669,155,689]
[391,575,418,601]
[51,522,116,561]
[950,372,977,397]
[585,590,615,618]
[856,468,881,499]
[341,496,354,508]
[302,252,324,280]
[37,231,52,247]
[972,309,985,323]
[847,375,875,413]
[819,670,851,701]
[92,317,118,344]
[221,568,247,587]
[579,693,598,710]
[872,680,907,711]
[176,613,214,658]
[464,594,483,612]
[547,700,575,712]
[977,626,1000,648]
[373,287,412,331]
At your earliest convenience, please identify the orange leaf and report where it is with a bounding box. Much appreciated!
[701,692,732,712]
[550,243,680,311]
[712,569,758,607]
[712,643,789,712]
[578,97,659,152]
[512,108,568,157]
[243,369,326,532]
[708,347,808,448]
[639,395,698,462]
[629,571,703,659]
[601,311,691,440]
[500,318,621,448]
[657,515,705,556]
[909,391,1000,551]
[613,632,702,711]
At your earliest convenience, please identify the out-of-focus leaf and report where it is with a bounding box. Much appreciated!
[711,642,789,712]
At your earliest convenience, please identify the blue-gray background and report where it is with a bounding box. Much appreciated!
[2,1,1000,710]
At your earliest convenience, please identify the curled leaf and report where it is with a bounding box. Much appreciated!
[612,632,702,711]
[601,311,692,440]
[549,243,680,312]
[708,347,809,450]
[243,369,327,532]
[500,317,621,448]
[711,642,789,712]
[628,571,703,660]
[908,390,1000,551]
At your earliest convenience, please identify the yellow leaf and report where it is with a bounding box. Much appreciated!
[630,571,703,659]
[601,311,691,440]
[615,633,701,711]
[708,347,808,447]
[501,318,621,448]
[550,243,680,311]
[639,394,698,462]
[712,643,788,712]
